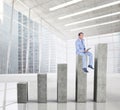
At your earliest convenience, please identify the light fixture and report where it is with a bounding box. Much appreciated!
[49,0,83,11]
[65,11,120,26]
[71,20,120,31]
[59,1,120,20]
[15,0,29,9]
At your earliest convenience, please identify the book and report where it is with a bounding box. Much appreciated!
[86,48,91,51]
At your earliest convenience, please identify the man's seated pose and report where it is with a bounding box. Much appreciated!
[75,32,94,73]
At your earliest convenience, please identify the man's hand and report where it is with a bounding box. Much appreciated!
[84,50,88,53]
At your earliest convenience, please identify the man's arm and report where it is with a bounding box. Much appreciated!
[75,41,85,53]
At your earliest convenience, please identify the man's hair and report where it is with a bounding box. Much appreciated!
[78,32,84,36]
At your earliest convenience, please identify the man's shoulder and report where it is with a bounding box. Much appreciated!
[75,39,80,43]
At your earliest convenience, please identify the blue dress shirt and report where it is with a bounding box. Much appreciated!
[75,38,86,54]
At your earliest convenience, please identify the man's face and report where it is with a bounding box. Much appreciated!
[79,34,84,39]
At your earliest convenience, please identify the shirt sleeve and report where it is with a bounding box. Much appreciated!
[75,41,85,53]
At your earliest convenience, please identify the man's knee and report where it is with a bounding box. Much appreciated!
[86,52,92,56]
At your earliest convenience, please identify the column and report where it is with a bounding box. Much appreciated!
[76,55,87,102]
[37,74,47,103]
[17,82,28,103]
[94,43,107,102]
[57,64,67,103]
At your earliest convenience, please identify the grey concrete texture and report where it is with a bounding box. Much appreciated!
[57,64,67,103]
[17,82,28,103]
[37,74,47,103]
[76,55,87,103]
[94,43,107,102]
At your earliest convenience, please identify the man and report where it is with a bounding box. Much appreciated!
[75,32,94,73]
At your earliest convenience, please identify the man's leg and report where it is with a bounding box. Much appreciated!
[85,52,93,67]
[78,53,87,68]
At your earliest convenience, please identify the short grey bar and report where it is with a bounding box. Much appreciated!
[57,64,67,103]
[17,82,28,103]
[37,74,47,103]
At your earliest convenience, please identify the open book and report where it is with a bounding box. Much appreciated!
[86,48,91,51]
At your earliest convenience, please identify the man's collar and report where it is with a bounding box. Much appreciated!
[78,38,84,41]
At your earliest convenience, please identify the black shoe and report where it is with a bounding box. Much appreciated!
[88,65,94,69]
[82,68,89,73]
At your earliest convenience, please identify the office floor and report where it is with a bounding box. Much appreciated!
[0,73,120,110]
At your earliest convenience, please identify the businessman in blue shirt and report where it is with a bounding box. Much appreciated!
[75,32,94,73]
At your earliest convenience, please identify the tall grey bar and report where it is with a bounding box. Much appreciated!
[17,82,28,103]
[57,64,67,103]
[94,43,107,102]
[37,74,47,103]
[76,55,87,103]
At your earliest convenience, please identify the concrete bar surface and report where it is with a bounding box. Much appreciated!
[17,82,28,103]
[94,43,107,102]
[38,74,47,103]
[57,64,67,103]
[76,55,87,103]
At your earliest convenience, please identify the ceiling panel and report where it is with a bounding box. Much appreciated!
[4,0,120,40]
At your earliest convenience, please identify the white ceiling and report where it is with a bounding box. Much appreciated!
[4,0,120,40]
